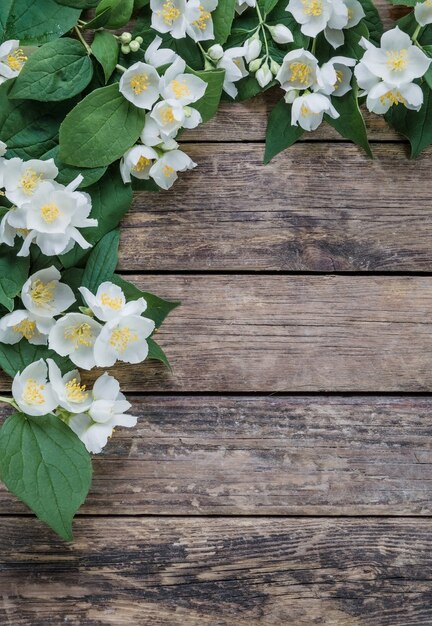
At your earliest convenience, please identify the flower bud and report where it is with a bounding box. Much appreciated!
[244,36,262,63]
[256,62,272,88]
[284,90,298,104]
[270,59,281,75]
[184,106,193,118]
[208,44,224,61]
[121,44,131,54]
[120,32,132,44]
[268,24,294,44]
[135,36,144,44]
[249,57,263,72]
[129,40,140,52]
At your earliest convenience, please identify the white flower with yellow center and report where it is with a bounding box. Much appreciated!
[0,310,53,346]
[0,40,27,84]
[287,0,348,41]
[120,145,159,183]
[319,55,356,96]
[12,359,57,417]
[186,0,218,42]
[365,81,424,114]
[47,359,92,414]
[94,314,155,367]
[79,282,148,323]
[149,149,197,190]
[160,57,207,105]
[415,0,432,26]
[217,47,249,98]
[150,0,201,39]
[3,157,58,206]
[276,49,322,92]
[8,176,97,257]
[236,0,256,14]
[68,373,137,454]
[49,312,102,370]
[144,36,179,68]
[323,0,363,48]
[358,27,431,88]
[140,114,180,149]
[21,266,75,319]
[119,62,160,109]
[150,99,187,139]
[343,0,364,27]
[291,92,339,131]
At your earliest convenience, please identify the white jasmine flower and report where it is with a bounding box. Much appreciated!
[150,149,197,189]
[79,282,148,323]
[9,176,97,257]
[151,99,186,138]
[12,359,57,417]
[276,49,321,92]
[94,314,155,367]
[119,62,160,109]
[365,81,424,113]
[120,145,159,183]
[21,266,75,319]
[319,55,356,96]
[160,57,207,105]
[0,211,22,247]
[145,35,179,68]
[358,27,431,87]
[186,0,218,42]
[3,157,58,206]
[291,92,339,131]
[68,373,137,454]
[287,0,348,41]
[244,35,262,63]
[49,313,102,370]
[344,0,365,27]
[0,310,53,346]
[236,0,256,14]
[256,62,273,87]
[0,140,6,156]
[268,24,294,44]
[217,47,248,98]
[150,0,200,39]
[415,0,432,26]
[0,40,27,83]
[354,57,381,92]
[47,359,92,414]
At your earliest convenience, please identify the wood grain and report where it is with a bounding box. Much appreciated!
[121,143,432,272]
[1,517,432,625]
[1,396,432,516]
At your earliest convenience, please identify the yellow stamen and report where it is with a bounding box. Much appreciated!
[100,293,124,310]
[160,107,176,124]
[65,378,88,403]
[19,169,41,195]
[158,0,181,25]
[333,69,344,90]
[133,156,152,172]
[22,379,45,405]
[109,326,138,353]
[301,0,323,16]
[30,279,55,307]
[289,62,312,85]
[163,165,175,177]
[13,319,37,341]
[192,5,211,30]
[386,49,408,72]
[379,90,407,107]
[130,74,150,95]
[40,203,60,224]
[64,323,94,349]
[6,48,27,72]
[171,79,191,99]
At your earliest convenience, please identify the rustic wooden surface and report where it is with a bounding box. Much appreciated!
[2,2,432,623]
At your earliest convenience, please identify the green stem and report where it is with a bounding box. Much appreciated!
[255,3,270,62]
[413,24,423,43]
[116,63,127,72]
[311,37,317,56]
[0,396,15,407]
[74,26,92,55]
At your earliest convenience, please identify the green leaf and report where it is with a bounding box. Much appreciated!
[81,230,120,292]
[326,87,373,157]
[0,242,30,311]
[95,0,134,28]
[258,0,280,13]
[112,275,179,328]
[359,0,383,44]
[42,146,108,189]
[0,412,92,541]
[386,83,432,158]
[388,0,416,5]
[59,84,145,167]
[59,167,133,268]
[264,98,304,163]
[92,31,119,83]
[212,0,237,44]
[190,69,225,122]
[0,342,74,378]
[10,38,93,102]
[147,337,172,370]
[1,0,80,45]
[82,6,112,29]
[55,0,99,7]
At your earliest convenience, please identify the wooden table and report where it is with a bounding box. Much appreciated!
[2,5,432,623]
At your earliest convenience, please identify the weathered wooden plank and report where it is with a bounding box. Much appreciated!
[1,396,432,515]
[1,517,431,625]
[2,275,432,393]
[121,143,432,272]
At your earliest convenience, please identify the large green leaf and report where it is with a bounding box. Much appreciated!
[59,84,145,167]
[0,342,74,378]
[55,0,99,7]
[10,39,93,102]
[0,242,30,311]
[95,0,134,28]
[386,84,432,158]
[264,98,304,163]
[258,0,280,14]
[92,31,119,83]
[1,0,80,45]
[0,412,92,541]
[81,230,120,292]
[326,88,372,157]
[147,337,172,369]
[211,0,237,44]
[190,69,225,122]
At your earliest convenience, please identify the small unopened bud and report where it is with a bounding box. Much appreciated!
[129,40,140,52]
[249,57,263,73]
[135,36,144,44]
[121,44,131,54]
[256,62,272,88]
[245,37,262,63]
[270,59,281,75]
[284,90,298,103]
[268,24,294,44]
[208,44,224,61]
[79,306,94,317]
[184,106,192,118]
[120,32,132,44]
